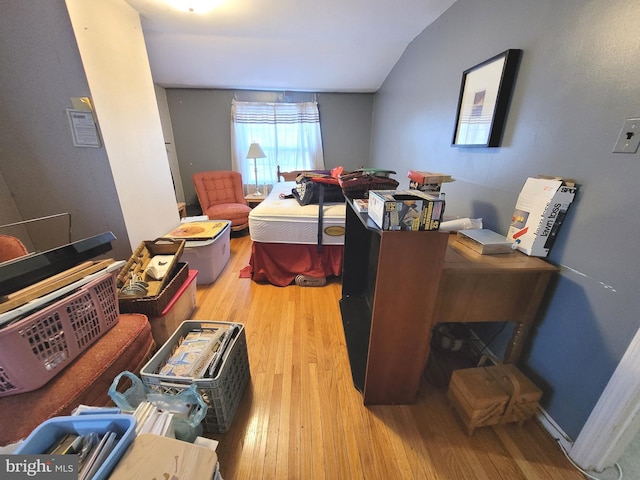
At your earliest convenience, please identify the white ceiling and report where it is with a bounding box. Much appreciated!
[125,0,457,93]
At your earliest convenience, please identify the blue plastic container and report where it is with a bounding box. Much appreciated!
[14,414,136,480]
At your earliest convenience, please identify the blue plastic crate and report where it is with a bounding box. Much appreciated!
[14,414,136,480]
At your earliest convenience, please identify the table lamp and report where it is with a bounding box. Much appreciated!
[246,142,266,196]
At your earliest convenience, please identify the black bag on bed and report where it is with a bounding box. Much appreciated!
[292,174,345,206]
[290,173,345,252]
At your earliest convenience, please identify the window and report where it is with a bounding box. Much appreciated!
[231,100,325,192]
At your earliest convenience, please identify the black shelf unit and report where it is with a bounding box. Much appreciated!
[339,199,449,405]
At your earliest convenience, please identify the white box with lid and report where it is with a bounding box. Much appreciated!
[167,220,231,284]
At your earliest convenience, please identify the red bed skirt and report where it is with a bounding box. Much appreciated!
[248,242,343,287]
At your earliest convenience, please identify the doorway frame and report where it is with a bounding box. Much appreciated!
[569,326,640,471]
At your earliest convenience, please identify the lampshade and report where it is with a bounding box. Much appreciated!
[246,143,266,159]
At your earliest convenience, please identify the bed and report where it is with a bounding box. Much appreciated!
[247,181,345,286]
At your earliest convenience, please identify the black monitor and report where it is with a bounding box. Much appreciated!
[0,232,116,297]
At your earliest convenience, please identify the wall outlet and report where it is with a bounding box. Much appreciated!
[612,118,640,153]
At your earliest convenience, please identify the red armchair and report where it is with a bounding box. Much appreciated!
[0,235,28,263]
[192,171,251,232]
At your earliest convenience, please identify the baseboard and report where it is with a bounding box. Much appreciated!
[466,329,574,451]
[537,406,574,451]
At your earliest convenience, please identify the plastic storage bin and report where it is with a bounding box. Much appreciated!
[14,414,136,480]
[141,320,250,433]
[148,269,198,346]
[181,221,231,284]
[0,270,120,397]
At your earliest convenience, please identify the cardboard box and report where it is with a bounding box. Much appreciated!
[368,190,444,231]
[109,434,218,480]
[507,177,577,257]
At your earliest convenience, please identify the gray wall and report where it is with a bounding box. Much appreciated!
[165,89,373,209]
[370,0,640,439]
[0,0,131,261]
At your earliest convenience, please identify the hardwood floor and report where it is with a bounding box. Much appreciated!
[195,234,584,479]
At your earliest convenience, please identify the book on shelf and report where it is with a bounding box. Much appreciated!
[456,229,515,255]
[407,170,453,186]
[353,198,368,213]
[409,180,441,193]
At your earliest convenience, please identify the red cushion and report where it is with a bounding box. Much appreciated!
[205,204,251,226]
[203,177,238,203]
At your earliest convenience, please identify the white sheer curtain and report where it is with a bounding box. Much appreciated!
[231,100,325,193]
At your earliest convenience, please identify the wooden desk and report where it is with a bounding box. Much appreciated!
[339,200,558,405]
[436,236,557,363]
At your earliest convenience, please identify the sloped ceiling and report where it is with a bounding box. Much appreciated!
[125,0,457,92]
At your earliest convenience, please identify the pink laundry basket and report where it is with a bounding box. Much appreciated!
[0,270,120,397]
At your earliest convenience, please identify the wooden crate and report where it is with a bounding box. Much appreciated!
[119,262,188,317]
[447,357,542,435]
[117,238,185,297]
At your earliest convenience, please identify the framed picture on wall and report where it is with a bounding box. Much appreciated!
[452,49,522,147]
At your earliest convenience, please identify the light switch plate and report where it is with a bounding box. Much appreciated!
[613,118,640,153]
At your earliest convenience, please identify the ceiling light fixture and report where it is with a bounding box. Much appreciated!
[166,0,222,14]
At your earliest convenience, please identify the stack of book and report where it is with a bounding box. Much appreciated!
[45,430,121,480]
[407,170,453,194]
[456,229,515,255]
[352,198,368,213]
[159,326,229,378]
